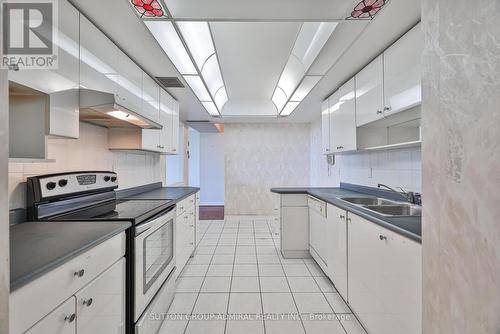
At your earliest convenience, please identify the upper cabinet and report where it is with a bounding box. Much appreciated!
[8,0,80,139]
[383,25,422,116]
[330,78,357,153]
[142,72,161,124]
[355,55,384,127]
[321,100,331,154]
[79,15,120,97]
[322,23,422,154]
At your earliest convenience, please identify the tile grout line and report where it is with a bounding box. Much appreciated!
[223,217,240,334]
[269,219,309,334]
[182,220,226,334]
[253,218,267,334]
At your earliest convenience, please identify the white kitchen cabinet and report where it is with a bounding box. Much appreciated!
[348,213,421,334]
[9,0,80,139]
[115,51,144,117]
[383,24,422,116]
[25,297,76,334]
[175,194,196,279]
[76,258,126,334]
[355,55,384,127]
[321,99,331,154]
[141,72,161,123]
[170,98,180,154]
[79,15,120,97]
[308,196,328,271]
[160,89,177,154]
[280,194,309,258]
[330,78,357,153]
[326,204,348,299]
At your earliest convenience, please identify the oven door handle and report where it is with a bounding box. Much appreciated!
[135,206,175,236]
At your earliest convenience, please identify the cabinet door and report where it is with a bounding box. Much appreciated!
[76,258,126,334]
[141,72,160,123]
[25,297,76,334]
[383,24,422,116]
[159,89,174,153]
[326,204,347,299]
[115,51,143,115]
[170,100,180,154]
[331,78,357,152]
[79,16,120,96]
[281,207,309,255]
[141,128,160,152]
[348,214,421,334]
[355,55,384,126]
[9,0,80,138]
[321,99,331,154]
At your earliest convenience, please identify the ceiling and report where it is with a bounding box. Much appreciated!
[70,0,420,124]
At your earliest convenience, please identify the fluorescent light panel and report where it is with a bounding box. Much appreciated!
[272,22,337,115]
[214,87,228,111]
[280,102,300,116]
[183,75,212,101]
[177,21,214,70]
[290,76,322,102]
[144,21,197,75]
[202,102,220,116]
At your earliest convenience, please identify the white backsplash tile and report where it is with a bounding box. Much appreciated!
[8,122,163,210]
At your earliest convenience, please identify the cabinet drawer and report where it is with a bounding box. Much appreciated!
[281,194,308,207]
[10,233,126,334]
[76,258,126,334]
[176,195,195,215]
[25,297,76,334]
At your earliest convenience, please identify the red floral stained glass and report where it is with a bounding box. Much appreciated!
[131,0,165,18]
[348,0,386,20]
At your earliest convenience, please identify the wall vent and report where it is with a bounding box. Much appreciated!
[156,77,184,88]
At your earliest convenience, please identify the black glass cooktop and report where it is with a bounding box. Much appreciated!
[51,199,174,224]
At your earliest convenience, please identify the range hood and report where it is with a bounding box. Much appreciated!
[79,89,162,129]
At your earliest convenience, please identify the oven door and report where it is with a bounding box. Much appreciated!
[134,206,176,322]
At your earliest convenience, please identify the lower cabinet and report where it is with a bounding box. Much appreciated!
[326,204,348,299]
[23,258,125,334]
[348,213,421,334]
[175,194,197,278]
[75,258,126,334]
[280,194,309,258]
[25,297,76,334]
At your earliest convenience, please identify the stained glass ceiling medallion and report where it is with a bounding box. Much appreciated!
[347,0,387,20]
[131,0,167,18]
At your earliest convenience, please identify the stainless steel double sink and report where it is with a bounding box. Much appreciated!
[341,197,422,217]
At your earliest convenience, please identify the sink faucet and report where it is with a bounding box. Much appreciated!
[377,183,420,205]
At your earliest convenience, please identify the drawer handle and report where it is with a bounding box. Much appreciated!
[189,225,194,227]
[379,235,387,241]
[64,314,76,323]
[339,215,345,219]
[184,215,189,219]
[74,269,85,278]
[83,298,93,307]
[376,110,383,114]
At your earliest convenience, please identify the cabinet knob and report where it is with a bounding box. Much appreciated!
[189,242,194,245]
[376,110,383,114]
[384,106,391,111]
[379,235,387,241]
[339,215,345,219]
[74,269,85,278]
[83,298,93,307]
[184,215,189,219]
[189,224,194,228]
[64,314,76,323]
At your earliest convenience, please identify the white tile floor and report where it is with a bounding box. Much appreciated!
[158,216,367,334]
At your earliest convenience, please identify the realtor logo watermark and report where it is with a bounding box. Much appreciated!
[1,0,58,69]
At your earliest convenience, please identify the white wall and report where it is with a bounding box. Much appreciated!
[224,123,310,215]
[8,122,164,210]
[199,132,224,206]
[310,118,422,192]
[188,128,200,188]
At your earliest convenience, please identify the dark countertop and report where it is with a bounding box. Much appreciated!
[10,221,131,291]
[123,186,199,203]
[271,187,421,243]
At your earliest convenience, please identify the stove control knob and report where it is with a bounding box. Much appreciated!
[111,176,117,182]
[58,179,68,187]
[104,176,111,182]
[46,182,56,190]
